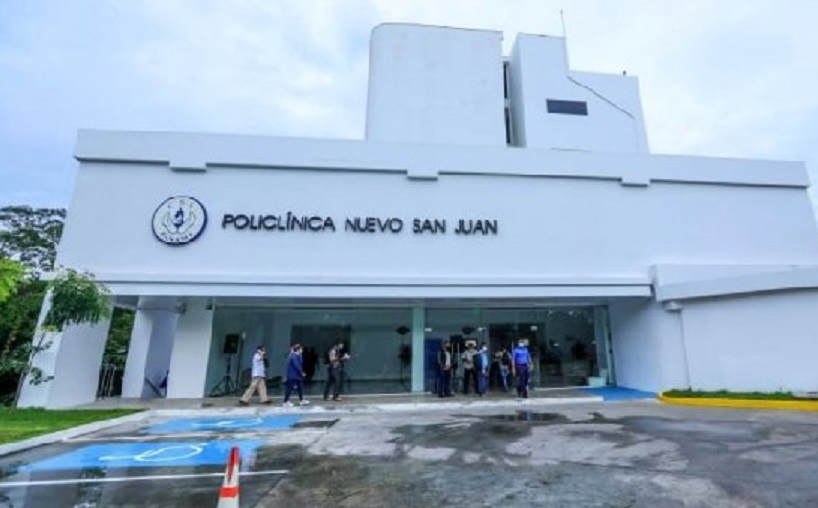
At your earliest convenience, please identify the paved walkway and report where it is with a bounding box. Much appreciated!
[76,387,656,412]
[4,395,816,507]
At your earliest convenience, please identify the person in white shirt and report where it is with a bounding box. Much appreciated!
[239,345,271,405]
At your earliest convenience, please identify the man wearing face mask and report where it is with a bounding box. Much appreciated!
[511,338,533,399]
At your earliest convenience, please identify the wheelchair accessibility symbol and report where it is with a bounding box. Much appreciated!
[192,418,263,429]
[26,440,265,471]
[99,443,207,463]
[147,415,301,434]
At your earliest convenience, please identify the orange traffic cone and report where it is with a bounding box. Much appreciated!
[217,446,241,508]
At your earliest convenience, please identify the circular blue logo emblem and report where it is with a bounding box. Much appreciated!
[152,196,207,245]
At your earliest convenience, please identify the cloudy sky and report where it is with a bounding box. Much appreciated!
[2,0,817,211]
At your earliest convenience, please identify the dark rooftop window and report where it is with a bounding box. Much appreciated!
[546,99,588,116]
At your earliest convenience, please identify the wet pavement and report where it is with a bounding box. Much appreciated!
[2,399,818,507]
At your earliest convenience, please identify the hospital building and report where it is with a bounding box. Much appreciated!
[20,23,818,408]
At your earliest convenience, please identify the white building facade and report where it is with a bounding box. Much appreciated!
[20,24,818,408]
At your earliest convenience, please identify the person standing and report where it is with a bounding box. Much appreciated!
[461,342,478,395]
[477,342,490,396]
[283,344,310,407]
[437,341,453,397]
[498,346,511,392]
[239,345,271,405]
[323,340,349,401]
[511,338,533,399]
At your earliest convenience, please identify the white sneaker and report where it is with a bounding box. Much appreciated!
[300,399,310,406]
[283,401,294,407]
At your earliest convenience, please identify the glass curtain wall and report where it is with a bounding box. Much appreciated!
[206,306,414,397]
[205,304,612,398]
[425,306,611,391]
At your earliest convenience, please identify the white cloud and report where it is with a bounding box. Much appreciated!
[1,0,817,209]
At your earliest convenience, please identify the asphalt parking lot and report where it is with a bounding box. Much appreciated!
[1,399,818,507]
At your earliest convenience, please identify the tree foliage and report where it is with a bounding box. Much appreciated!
[0,205,138,406]
[0,206,65,272]
[0,278,47,405]
[13,268,111,406]
[43,269,111,330]
[0,258,25,303]
[0,205,136,406]
[104,307,135,370]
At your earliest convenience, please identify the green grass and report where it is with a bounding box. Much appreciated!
[0,408,144,444]
[664,389,801,401]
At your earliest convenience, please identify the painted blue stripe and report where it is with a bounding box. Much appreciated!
[583,387,657,401]
[26,440,264,471]
[146,415,301,434]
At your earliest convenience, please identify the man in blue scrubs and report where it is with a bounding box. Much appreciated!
[511,338,533,398]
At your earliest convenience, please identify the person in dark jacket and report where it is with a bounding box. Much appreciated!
[283,344,309,406]
[437,341,453,397]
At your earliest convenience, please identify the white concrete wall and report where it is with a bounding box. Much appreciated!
[366,24,506,146]
[608,298,688,392]
[680,290,818,392]
[507,37,527,147]
[56,160,818,287]
[18,302,113,409]
[166,298,213,398]
[508,34,647,153]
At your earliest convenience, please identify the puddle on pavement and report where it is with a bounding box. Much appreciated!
[456,411,613,425]
[484,412,566,423]
[292,419,339,429]
[390,411,636,455]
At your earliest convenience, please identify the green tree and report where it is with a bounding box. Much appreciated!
[0,206,62,404]
[104,307,135,370]
[0,258,25,303]
[1,206,134,405]
[0,277,46,405]
[13,268,111,407]
[0,206,65,272]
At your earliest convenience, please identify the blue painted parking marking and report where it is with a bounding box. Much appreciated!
[146,415,302,434]
[25,440,264,471]
[583,387,657,401]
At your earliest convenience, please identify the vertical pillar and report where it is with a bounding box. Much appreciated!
[410,306,425,393]
[18,294,113,408]
[142,309,178,396]
[122,302,153,398]
[122,297,180,398]
[166,297,214,399]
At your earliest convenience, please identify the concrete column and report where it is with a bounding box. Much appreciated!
[122,302,153,398]
[18,295,113,409]
[122,297,180,398]
[411,306,425,393]
[166,297,214,399]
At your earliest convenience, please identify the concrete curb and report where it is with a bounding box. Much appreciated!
[364,396,605,412]
[0,410,153,458]
[658,393,818,412]
[154,396,607,417]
